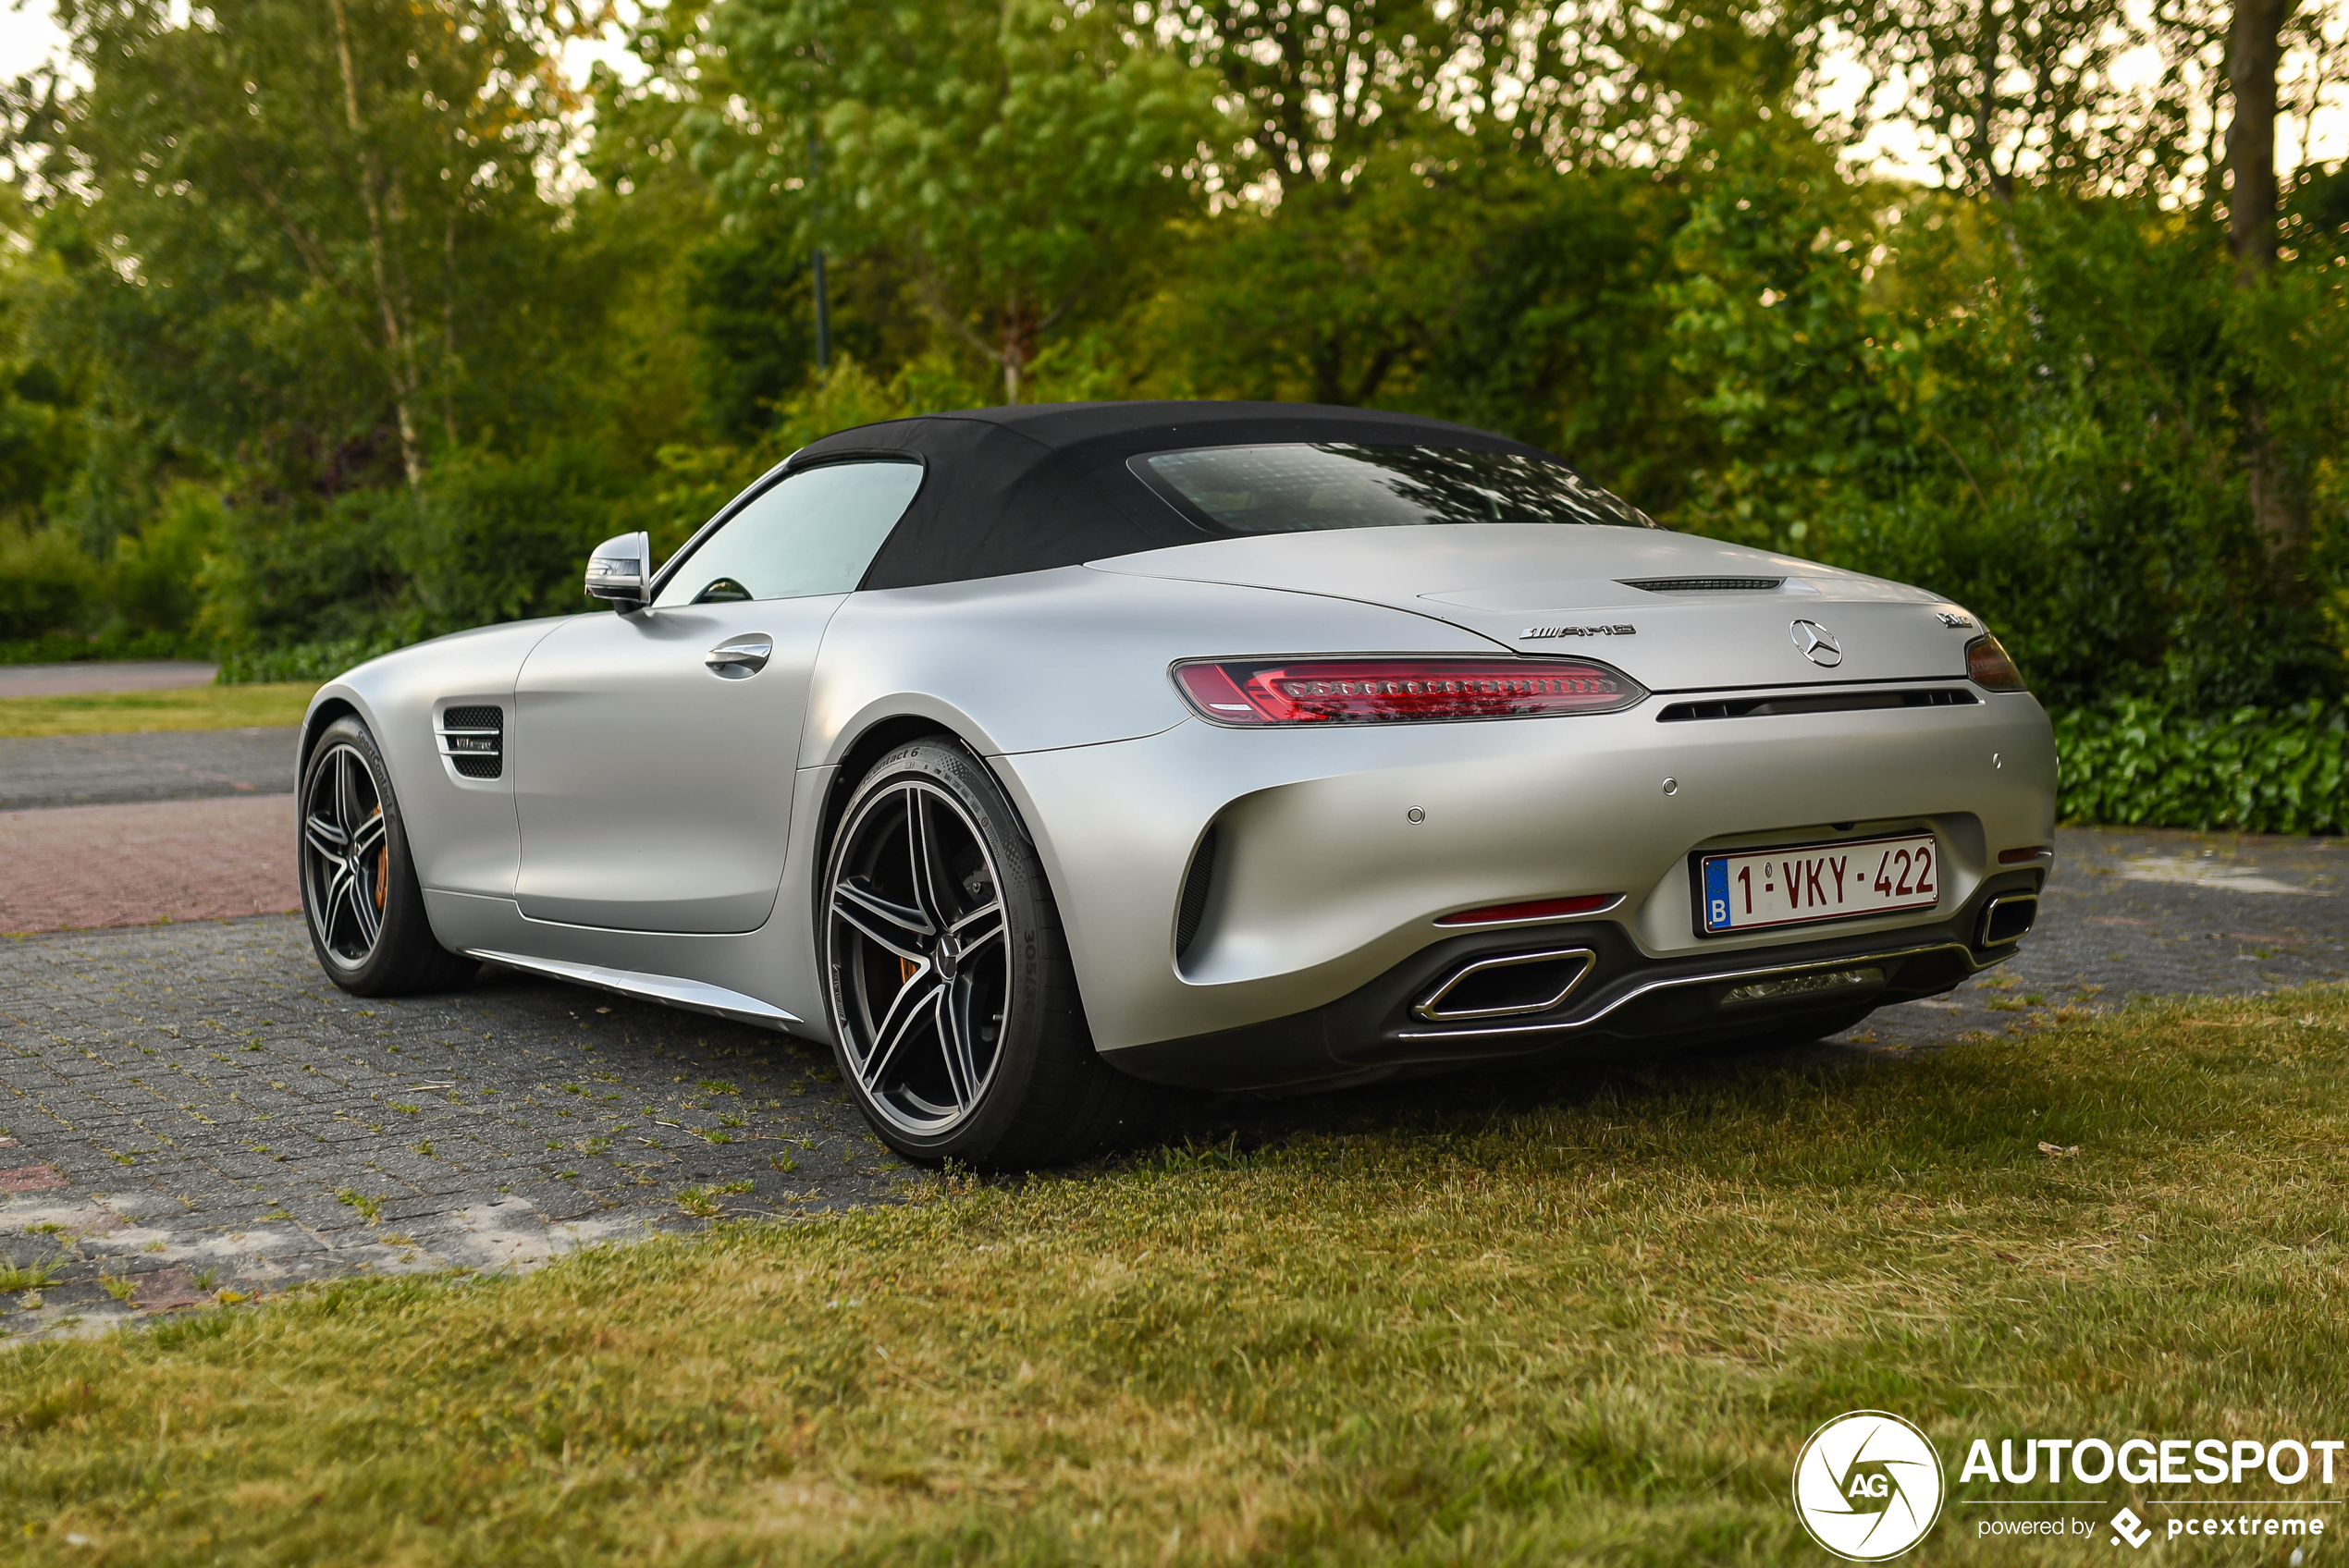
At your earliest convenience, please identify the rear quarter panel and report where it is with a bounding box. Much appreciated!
[802,565,1513,764]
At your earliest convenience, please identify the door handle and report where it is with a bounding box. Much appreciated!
[706,637,773,678]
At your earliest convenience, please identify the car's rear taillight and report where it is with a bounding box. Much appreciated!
[1965,634,2026,692]
[1173,656,1646,726]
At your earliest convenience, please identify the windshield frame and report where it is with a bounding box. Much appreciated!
[646,452,929,606]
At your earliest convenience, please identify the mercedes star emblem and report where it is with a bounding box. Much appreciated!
[1790,619,1843,668]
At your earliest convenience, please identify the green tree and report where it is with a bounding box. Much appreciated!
[20,0,611,489]
[705,0,1211,401]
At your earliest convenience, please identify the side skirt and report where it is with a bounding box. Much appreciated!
[465,949,802,1033]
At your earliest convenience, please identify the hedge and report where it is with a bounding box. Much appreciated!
[2054,698,2349,835]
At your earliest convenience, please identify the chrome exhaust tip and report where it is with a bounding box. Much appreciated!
[1979,892,2038,947]
[1414,948,1596,1023]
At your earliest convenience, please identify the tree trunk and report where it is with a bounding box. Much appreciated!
[329,0,424,488]
[2228,0,2294,279]
[442,207,460,447]
[1973,0,2015,204]
[999,300,1037,405]
[2227,0,2305,554]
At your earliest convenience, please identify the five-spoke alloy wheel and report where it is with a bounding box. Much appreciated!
[302,738,390,967]
[298,715,477,997]
[821,739,1154,1167]
[828,778,1011,1138]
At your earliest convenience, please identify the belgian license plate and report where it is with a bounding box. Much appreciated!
[1698,832,1940,935]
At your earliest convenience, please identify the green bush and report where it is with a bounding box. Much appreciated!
[2055,698,2349,835]
[0,521,95,640]
[104,484,224,639]
[215,634,408,685]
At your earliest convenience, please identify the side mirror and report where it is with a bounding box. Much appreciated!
[584,531,652,611]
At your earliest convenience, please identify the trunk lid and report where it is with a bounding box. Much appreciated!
[1088,524,1980,692]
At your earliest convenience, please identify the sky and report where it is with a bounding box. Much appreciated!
[0,0,61,86]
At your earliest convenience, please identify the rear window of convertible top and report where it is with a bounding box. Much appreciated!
[1131,443,1658,535]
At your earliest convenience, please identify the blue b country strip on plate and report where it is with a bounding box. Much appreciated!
[1701,831,1941,934]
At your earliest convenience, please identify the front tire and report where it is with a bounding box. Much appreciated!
[820,738,1154,1169]
[299,715,477,997]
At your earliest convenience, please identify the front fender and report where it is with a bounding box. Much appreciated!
[301,617,572,901]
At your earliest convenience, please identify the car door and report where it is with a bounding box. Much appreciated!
[512,459,926,934]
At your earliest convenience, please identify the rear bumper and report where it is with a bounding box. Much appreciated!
[991,681,2057,1058]
[1102,867,2043,1091]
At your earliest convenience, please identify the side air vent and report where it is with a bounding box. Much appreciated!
[1619,577,1785,593]
[1174,827,1217,960]
[1657,688,1979,723]
[437,705,504,779]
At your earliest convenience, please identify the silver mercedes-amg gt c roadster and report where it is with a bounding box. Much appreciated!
[296,401,2055,1166]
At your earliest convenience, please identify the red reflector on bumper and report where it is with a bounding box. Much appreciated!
[1437,894,1620,926]
[1998,846,2050,864]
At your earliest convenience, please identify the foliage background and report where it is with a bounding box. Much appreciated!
[4,0,2348,827]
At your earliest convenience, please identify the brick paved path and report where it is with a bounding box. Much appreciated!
[0,918,904,1341]
[1,796,299,934]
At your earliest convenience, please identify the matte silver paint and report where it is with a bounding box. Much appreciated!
[304,521,2058,1076]
[511,595,837,933]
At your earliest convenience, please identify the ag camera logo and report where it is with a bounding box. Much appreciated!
[1793,1411,1946,1561]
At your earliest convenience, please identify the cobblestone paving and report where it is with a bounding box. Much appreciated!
[0,918,910,1341]
[0,728,298,810]
[1831,827,2349,1052]
[0,824,2343,1342]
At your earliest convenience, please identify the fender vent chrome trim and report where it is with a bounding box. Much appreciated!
[438,705,504,779]
[1414,947,1596,1022]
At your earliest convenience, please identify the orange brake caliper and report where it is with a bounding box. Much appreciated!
[373,806,387,912]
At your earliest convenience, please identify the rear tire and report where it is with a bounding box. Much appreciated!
[819,737,1156,1170]
[298,715,478,997]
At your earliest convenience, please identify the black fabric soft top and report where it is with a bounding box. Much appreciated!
[781,400,1556,592]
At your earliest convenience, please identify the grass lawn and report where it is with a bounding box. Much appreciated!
[0,682,318,738]
[5,989,2346,1563]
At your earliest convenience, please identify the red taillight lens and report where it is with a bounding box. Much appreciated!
[1173,657,1645,726]
[1436,894,1620,926]
[1965,634,2026,692]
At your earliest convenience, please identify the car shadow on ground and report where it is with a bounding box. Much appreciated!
[1153,1026,1897,1160]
